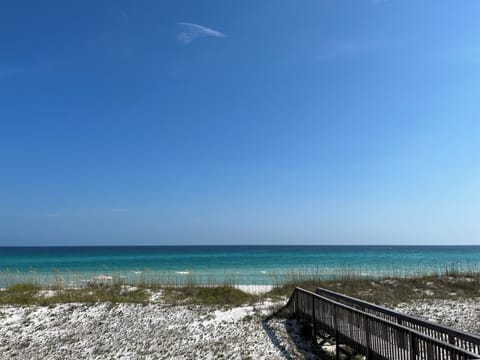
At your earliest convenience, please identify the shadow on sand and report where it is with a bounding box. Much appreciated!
[262,307,335,359]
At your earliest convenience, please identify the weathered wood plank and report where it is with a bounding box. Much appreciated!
[288,287,480,360]
[316,287,480,355]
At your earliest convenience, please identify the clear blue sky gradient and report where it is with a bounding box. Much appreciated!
[1,0,480,245]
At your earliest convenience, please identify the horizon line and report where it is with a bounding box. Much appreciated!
[0,244,478,248]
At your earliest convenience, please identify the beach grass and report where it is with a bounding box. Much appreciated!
[163,285,257,306]
[1,266,480,306]
[267,271,480,306]
[0,283,148,305]
[0,283,42,305]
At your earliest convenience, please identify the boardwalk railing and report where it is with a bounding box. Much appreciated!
[287,287,480,360]
[315,287,480,355]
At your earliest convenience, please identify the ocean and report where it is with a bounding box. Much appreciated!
[1,245,479,287]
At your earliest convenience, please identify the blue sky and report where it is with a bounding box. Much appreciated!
[1,0,480,245]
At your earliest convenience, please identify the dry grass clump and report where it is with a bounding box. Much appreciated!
[1,267,480,307]
[0,283,148,305]
[163,285,257,306]
[42,286,148,305]
[0,283,42,305]
[265,271,480,306]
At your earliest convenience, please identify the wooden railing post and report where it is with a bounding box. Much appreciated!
[410,332,417,360]
[295,288,299,322]
[312,294,316,343]
[448,334,455,345]
[426,340,433,360]
[396,318,406,349]
[334,303,340,360]
[364,313,371,360]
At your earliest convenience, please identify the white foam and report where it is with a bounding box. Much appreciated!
[175,271,190,275]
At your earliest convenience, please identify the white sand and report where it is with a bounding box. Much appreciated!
[234,284,274,295]
[0,294,296,360]
[394,297,480,334]
[2,286,478,359]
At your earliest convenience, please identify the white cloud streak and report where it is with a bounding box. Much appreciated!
[177,22,226,44]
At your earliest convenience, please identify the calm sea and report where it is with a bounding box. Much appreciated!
[1,246,479,287]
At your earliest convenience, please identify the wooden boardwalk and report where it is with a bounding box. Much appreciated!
[315,287,480,355]
[287,287,480,360]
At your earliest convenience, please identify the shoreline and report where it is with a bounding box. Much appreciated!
[2,265,478,290]
[2,245,480,290]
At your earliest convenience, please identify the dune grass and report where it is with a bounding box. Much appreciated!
[1,268,479,307]
[268,271,480,306]
[163,285,257,306]
[0,283,42,305]
[0,283,148,306]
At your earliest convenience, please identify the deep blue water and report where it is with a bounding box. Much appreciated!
[1,246,479,286]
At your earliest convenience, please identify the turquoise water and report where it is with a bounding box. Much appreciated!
[1,246,479,287]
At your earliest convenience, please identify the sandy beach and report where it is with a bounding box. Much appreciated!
[0,292,300,360]
[1,284,479,360]
[394,298,480,335]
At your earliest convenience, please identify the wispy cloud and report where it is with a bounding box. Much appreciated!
[177,22,226,44]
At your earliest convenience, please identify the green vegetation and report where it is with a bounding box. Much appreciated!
[163,285,256,306]
[1,269,479,307]
[0,283,42,305]
[267,271,480,306]
[0,283,148,306]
